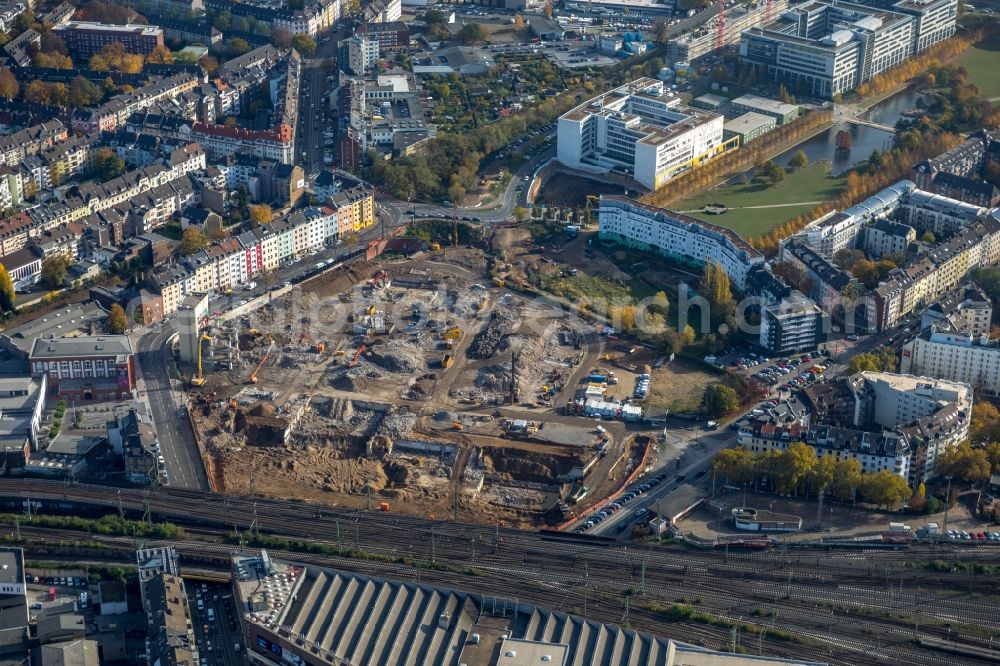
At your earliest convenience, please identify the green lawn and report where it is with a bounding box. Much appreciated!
[957,39,1000,99]
[672,162,848,239]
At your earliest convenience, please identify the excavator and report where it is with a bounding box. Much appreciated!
[345,345,366,368]
[190,334,212,387]
[249,339,275,384]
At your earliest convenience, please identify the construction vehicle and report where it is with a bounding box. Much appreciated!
[451,422,464,430]
[314,341,326,353]
[430,243,441,251]
[441,354,453,368]
[443,326,462,342]
[248,328,260,337]
[492,277,506,287]
[346,345,367,368]
[249,340,275,384]
[190,334,212,387]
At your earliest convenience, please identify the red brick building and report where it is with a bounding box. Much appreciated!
[29,335,136,402]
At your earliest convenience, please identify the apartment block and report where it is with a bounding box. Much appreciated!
[760,291,830,355]
[598,196,764,290]
[53,21,165,59]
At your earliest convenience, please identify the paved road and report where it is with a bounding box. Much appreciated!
[136,327,211,491]
[584,429,736,536]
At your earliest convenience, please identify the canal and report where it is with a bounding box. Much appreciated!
[772,87,924,174]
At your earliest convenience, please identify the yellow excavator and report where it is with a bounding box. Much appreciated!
[190,334,212,387]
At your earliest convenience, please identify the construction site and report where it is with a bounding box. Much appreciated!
[182,245,658,528]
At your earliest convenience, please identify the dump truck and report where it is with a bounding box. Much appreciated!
[441,354,453,368]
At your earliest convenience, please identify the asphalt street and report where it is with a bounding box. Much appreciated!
[136,326,211,491]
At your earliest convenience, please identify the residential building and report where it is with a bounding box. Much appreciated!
[191,123,295,164]
[739,419,912,478]
[138,547,197,666]
[356,21,410,51]
[750,371,972,481]
[864,218,915,258]
[901,325,1000,395]
[901,189,985,234]
[740,0,953,98]
[760,291,830,354]
[728,94,801,125]
[866,207,1000,331]
[924,171,1000,208]
[53,21,165,59]
[558,78,731,191]
[793,180,915,259]
[918,282,992,335]
[363,0,401,22]
[29,336,136,401]
[599,196,765,290]
[345,34,379,76]
[910,130,999,188]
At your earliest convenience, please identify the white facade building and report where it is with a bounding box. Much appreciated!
[558,78,728,190]
[598,196,764,289]
[901,328,1000,395]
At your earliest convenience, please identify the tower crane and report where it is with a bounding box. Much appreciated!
[190,334,212,387]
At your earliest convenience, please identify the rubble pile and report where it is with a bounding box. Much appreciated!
[468,309,516,360]
[366,339,424,374]
[375,407,416,440]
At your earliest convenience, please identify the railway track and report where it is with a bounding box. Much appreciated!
[3,480,999,665]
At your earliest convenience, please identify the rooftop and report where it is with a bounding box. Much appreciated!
[234,554,821,666]
[29,335,134,360]
[1,303,107,357]
[730,94,800,115]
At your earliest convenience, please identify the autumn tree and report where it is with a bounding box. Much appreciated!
[40,255,69,289]
[788,149,809,169]
[0,68,19,100]
[713,446,756,487]
[107,303,129,334]
[461,22,487,45]
[0,263,14,312]
[703,383,740,417]
[146,45,174,63]
[771,442,817,496]
[180,227,209,254]
[909,481,927,512]
[831,458,861,502]
[291,34,316,56]
[513,14,526,30]
[48,82,68,107]
[971,401,1000,444]
[69,76,103,107]
[248,204,273,226]
[92,148,125,181]
[858,470,911,509]
[937,441,991,483]
[23,80,50,104]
